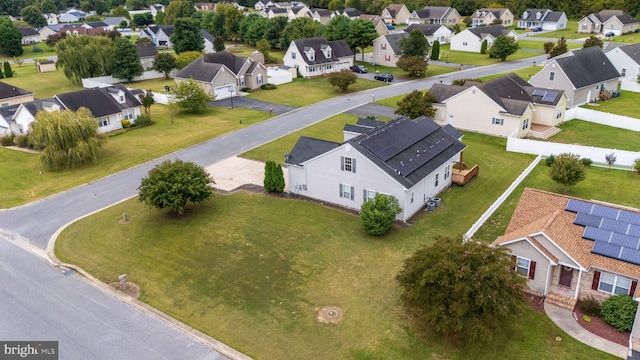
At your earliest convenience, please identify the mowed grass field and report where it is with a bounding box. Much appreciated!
[55,131,619,360]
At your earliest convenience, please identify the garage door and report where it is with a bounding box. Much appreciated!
[214,84,235,100]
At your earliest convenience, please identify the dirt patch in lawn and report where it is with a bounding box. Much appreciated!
[110,281,140,299]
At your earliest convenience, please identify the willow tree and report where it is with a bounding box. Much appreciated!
[29,108,105,171]
[55,36,115,83]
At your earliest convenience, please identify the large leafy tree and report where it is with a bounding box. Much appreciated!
[40,0,58,14]
[173,77,212,112]
[549,153,587,193]
[29,108,105,171]
[280,17,324,49]
[171,17,204,54]
[397,56,428,78]
[132,12,153,27]
[0,17,22,57]
[111,37,143,81]
[21,6,47,28]
[244,15,269,45]
[218,3,244,41]
[264,15,288,48]
[395,90,436,118]
[327,69,357,93]
[164,0,195,25]
[347,19,377,61]
[213,37,225,52]
[396,236,527,344]
[360,194,402,235]
[152,52,176,79]
[489,35,519,61]
[323,15,351,41]
[138,159,214,214]
[56,35,114,83]
[549,36,568,58]
[399,29,429,58]
[175,51,202,69]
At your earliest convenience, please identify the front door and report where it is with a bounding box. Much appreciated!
[559,266,573,287]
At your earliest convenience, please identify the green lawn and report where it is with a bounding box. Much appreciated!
[55,131,615,360]
[529,21,583,39]
[355,61,459,79]
[1,63,83,99]
[0,105,270,208]
[549,120,640,151]
[0,43,57,62]
[517,39,582,51]
[474,163,640,243]
[480,66,542,81]
[438,44,541,66]
[246,77,386,108]
[226,41,286,64]
[581,91,640,118]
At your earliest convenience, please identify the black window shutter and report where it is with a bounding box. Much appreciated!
[363,189,367,201]
[339,183,342,198]
[341,156,344,171]
[350,186,354,200]
[353,158,356,173]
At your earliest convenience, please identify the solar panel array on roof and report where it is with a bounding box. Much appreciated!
[567,199,640,266]
[360,118,439,161]
[532,89,545,97]
[398,137,452,176]
[541,91,558,103]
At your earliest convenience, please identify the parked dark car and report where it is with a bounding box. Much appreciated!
[532,27,543,32]
[350,65,368,73]
[605,31,615,37]
[374,73,393,82]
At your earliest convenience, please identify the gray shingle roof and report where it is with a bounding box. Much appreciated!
[175,51,250,82]
[543,11,564,22]
[617,43,640,64]
[0,82,33,100]
[103,17,127,26]
[421,6,455,19]
[471,8,508,20]
[85,21,108,28]
[412,9,430,19]
[555,46,621,89]
[147,25,174,37]
[382,32,408,54]
[286,136,340,165]
[200,29,215,43]
[467,25,513,39]
[593,10,637,24]
[292,37,353,65]
[404,24,444,36]
[55,85,141,118]
[17,27,39,36]
[428,83,467,102]
[135,42,158,58]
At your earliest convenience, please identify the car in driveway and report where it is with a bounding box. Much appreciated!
[605,31,615,37]
[532,27,543,32]
[373,73,393,82]
[350,65,368,73]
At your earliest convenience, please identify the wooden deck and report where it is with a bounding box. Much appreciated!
[451,163,479,186]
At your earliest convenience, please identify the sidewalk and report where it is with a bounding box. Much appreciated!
[544,302,629,359]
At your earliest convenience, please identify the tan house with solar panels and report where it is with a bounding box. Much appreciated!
[428,74,567,139]
[285,116,466,222]
[494,188,640,311]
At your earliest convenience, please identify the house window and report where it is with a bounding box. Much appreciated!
[556,108,563,119]
[326,63,332,70]
[435,173,439,186]
[291,52,296,59]
[341,156,356,173]
[340,183,354,200]
[326,49,331,57]
[257,74,263,84]
[119,95,125,102]
[622,68,627,76]
[444,165,450,179]
[309,52,315,61]
[363,189,376,201]
[522,118,529,130]
[581,24,587,30]
[98,117,109,127]
[516,257,530,276]
[549,71,555,81]
[598,272,632,295]
[492,117,504,125]
[410,191,414,203]
[123,109,133,120]
[240,76,246,86]
[381,43,386,50]
[463,41,468,46]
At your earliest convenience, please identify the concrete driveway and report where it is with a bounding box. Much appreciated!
[210,97,296,115]
[205,156,289,192]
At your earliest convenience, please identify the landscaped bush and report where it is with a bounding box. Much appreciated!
[581,158,593,167]
[14,134,30,148]
[241,87,252,93]
[134,114,152,127]
[633,158,640,173]
[452,78,483,86]
[600,294,638,332]
[260,84,277,90]
[1,134,14,146]
[545,154,555,166]
[122,119,130,128]
[579,295,601,317]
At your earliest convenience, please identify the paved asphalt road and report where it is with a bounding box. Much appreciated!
[0,53,548,358]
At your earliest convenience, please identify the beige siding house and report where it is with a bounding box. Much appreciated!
[470,8,514,27]
[578,10,639,35]
[380,4,410,25]
[407,6,460,26]
[494,188,640,311]
[372,32,408,67]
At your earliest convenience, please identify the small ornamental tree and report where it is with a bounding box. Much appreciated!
[138,159,214,215]
[397,56,428,78]
[395,90,436,118]
[605,152,617,169]
[480,39,488,54]
[175,51,203,69]
[0,67,4,79]
[152,53,176,79]
[600,295,638,332]
[173,78,212,113]
[430,40,440,60]
[3,61,13,77]
[399,29,429,58]
[549,153,586,193]
[213,37,226,52]
[360,194,402,235]
[396,236,527,344]
[263,160,285,193]
[140,89,155,117]
[489,35,518,61]
[583,35,603,49]
[543,41,554,54]
[327,69,357,93]
[549,37,568,58]
[634,158,640,173]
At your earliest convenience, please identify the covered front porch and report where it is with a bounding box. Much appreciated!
[545,264,584,310]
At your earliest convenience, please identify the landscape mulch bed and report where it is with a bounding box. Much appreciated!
[526,294,630,347]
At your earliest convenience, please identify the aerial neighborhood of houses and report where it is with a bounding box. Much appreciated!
[3,0,640,358]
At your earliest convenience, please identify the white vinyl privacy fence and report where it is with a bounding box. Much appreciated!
[565,107,640,131]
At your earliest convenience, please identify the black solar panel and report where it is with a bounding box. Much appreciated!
[592,241,622,259]
[629,225,640,238]
[619,210,640,225]
[398,138,452,176]
[574,213,602,227]
[360,119,439,161]
[566,199,593,214]
[592,204,619,219]
[601,218,630,234]
[620,248,640,266]
[541,91,558,103]
[610,232,640,249]
[532,89,545,97]
[583,226,611,242]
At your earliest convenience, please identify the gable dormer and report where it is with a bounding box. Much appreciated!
[320,44,332,59]
[535,11,542,19]
[522,11,529,19]
[108,88,126,104]
[304,46,315,61]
